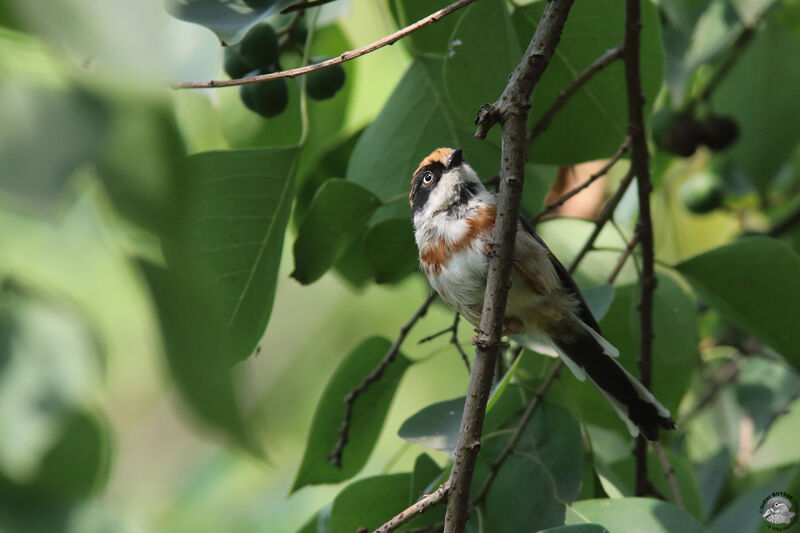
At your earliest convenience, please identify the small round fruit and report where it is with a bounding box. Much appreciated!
[306,57,345,100]
[657,113,702,157]
[289,25,308,46]
[240,22,280,70]
[678,171,724,214]
[224,47,251,79]
[240,78,289,118]
[699,115,739,151]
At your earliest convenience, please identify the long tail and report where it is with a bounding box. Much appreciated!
[514,324,676,440]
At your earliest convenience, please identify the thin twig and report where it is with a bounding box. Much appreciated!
[567,169,636,272]
[530,136,631,225]
[528,45,624,144]
[373,483,451,533]
[606,229,640,284]
[445,2,575,531]
[173,0,479,89]
[280,0,338,14]
[652,442,686,510]
[470,362,563,506]
[450,314,471,372]
[419,313,471,372]
[327,292,437,467]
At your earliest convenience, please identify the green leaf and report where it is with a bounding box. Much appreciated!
[565,498,705,532]
[179,147,298,362]
[364,217,419,284]
[0,83,108,206]
[164,0,292,45]
[25,410,112,499]
[481,402,583,532]
[443,0,521,128]
[96,93,187,235]
[411,453,442,500]
[292,337,411,491]
[398,397,464,453]
[712,21,800,192]
[346,57,501,222]
[0,291,102,482]
[329,473,411,533]
[515,0,663,164]
[140,263,256,454]
[607,449,705,521]
[708,474,793,533]
[292,179,381,284]
[676,237,800,368]
[388,0,461,56]
[538,525,609,533]
[582,284,616,322]
[560,272,698,432]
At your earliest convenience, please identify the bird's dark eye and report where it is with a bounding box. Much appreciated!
[423,172,433,184]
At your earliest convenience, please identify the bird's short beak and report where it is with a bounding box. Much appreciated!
[450,148,463,168]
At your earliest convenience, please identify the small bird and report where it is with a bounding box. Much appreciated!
[410,147,675,440]
[763,496,796,525]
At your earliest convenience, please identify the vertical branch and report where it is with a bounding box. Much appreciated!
[444,2,575,531]
[623,0,657,496]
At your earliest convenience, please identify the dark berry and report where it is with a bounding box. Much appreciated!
[224,47,251,79]
[240,22,280,70]
[657,113,702,157]
[306,57,345,100]
[240,77,289,118]
[699,115,739,151]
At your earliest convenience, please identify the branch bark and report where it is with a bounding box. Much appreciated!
[622,0,657,497]
[373,482,451,533]
[443,2,575,531]
[173,0,479,89]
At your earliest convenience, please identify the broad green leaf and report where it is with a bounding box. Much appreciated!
[481,402,583,532]
[538,525,609,533]
[661,0,742,102]
[364,217,419,284]
[164,0,292,45]
[24,410,112,499]
[560,272,698,432]
[346,57,501,222]
[292,337,410,491]
[515,0,663,164]
[329,474,411,533]
[750,398,800,470]
[676,237,800,368]
[388,0,462,56]
[735,357,800,441]
[0,83,107,207]
[96,93,187,235]
[695,448,731,521]
[296,504,332,533]
[0,411,111,532]
[582,284,615,322]
[398,397,464,453]
[712,21,800,192]
[708,474,793,533]
[565,498,705,532]
[444,0,520,128]
[180,147,297,362]
[292,179,381,284]
[608,449,705,521]
[140,263,256,454]
[411,453,442,500]
[0,292,102,482]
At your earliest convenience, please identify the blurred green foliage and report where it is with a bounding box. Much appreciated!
[1,0,800,531]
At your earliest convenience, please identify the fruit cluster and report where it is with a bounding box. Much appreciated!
[223,19,346,118]
[655,110,739,157]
